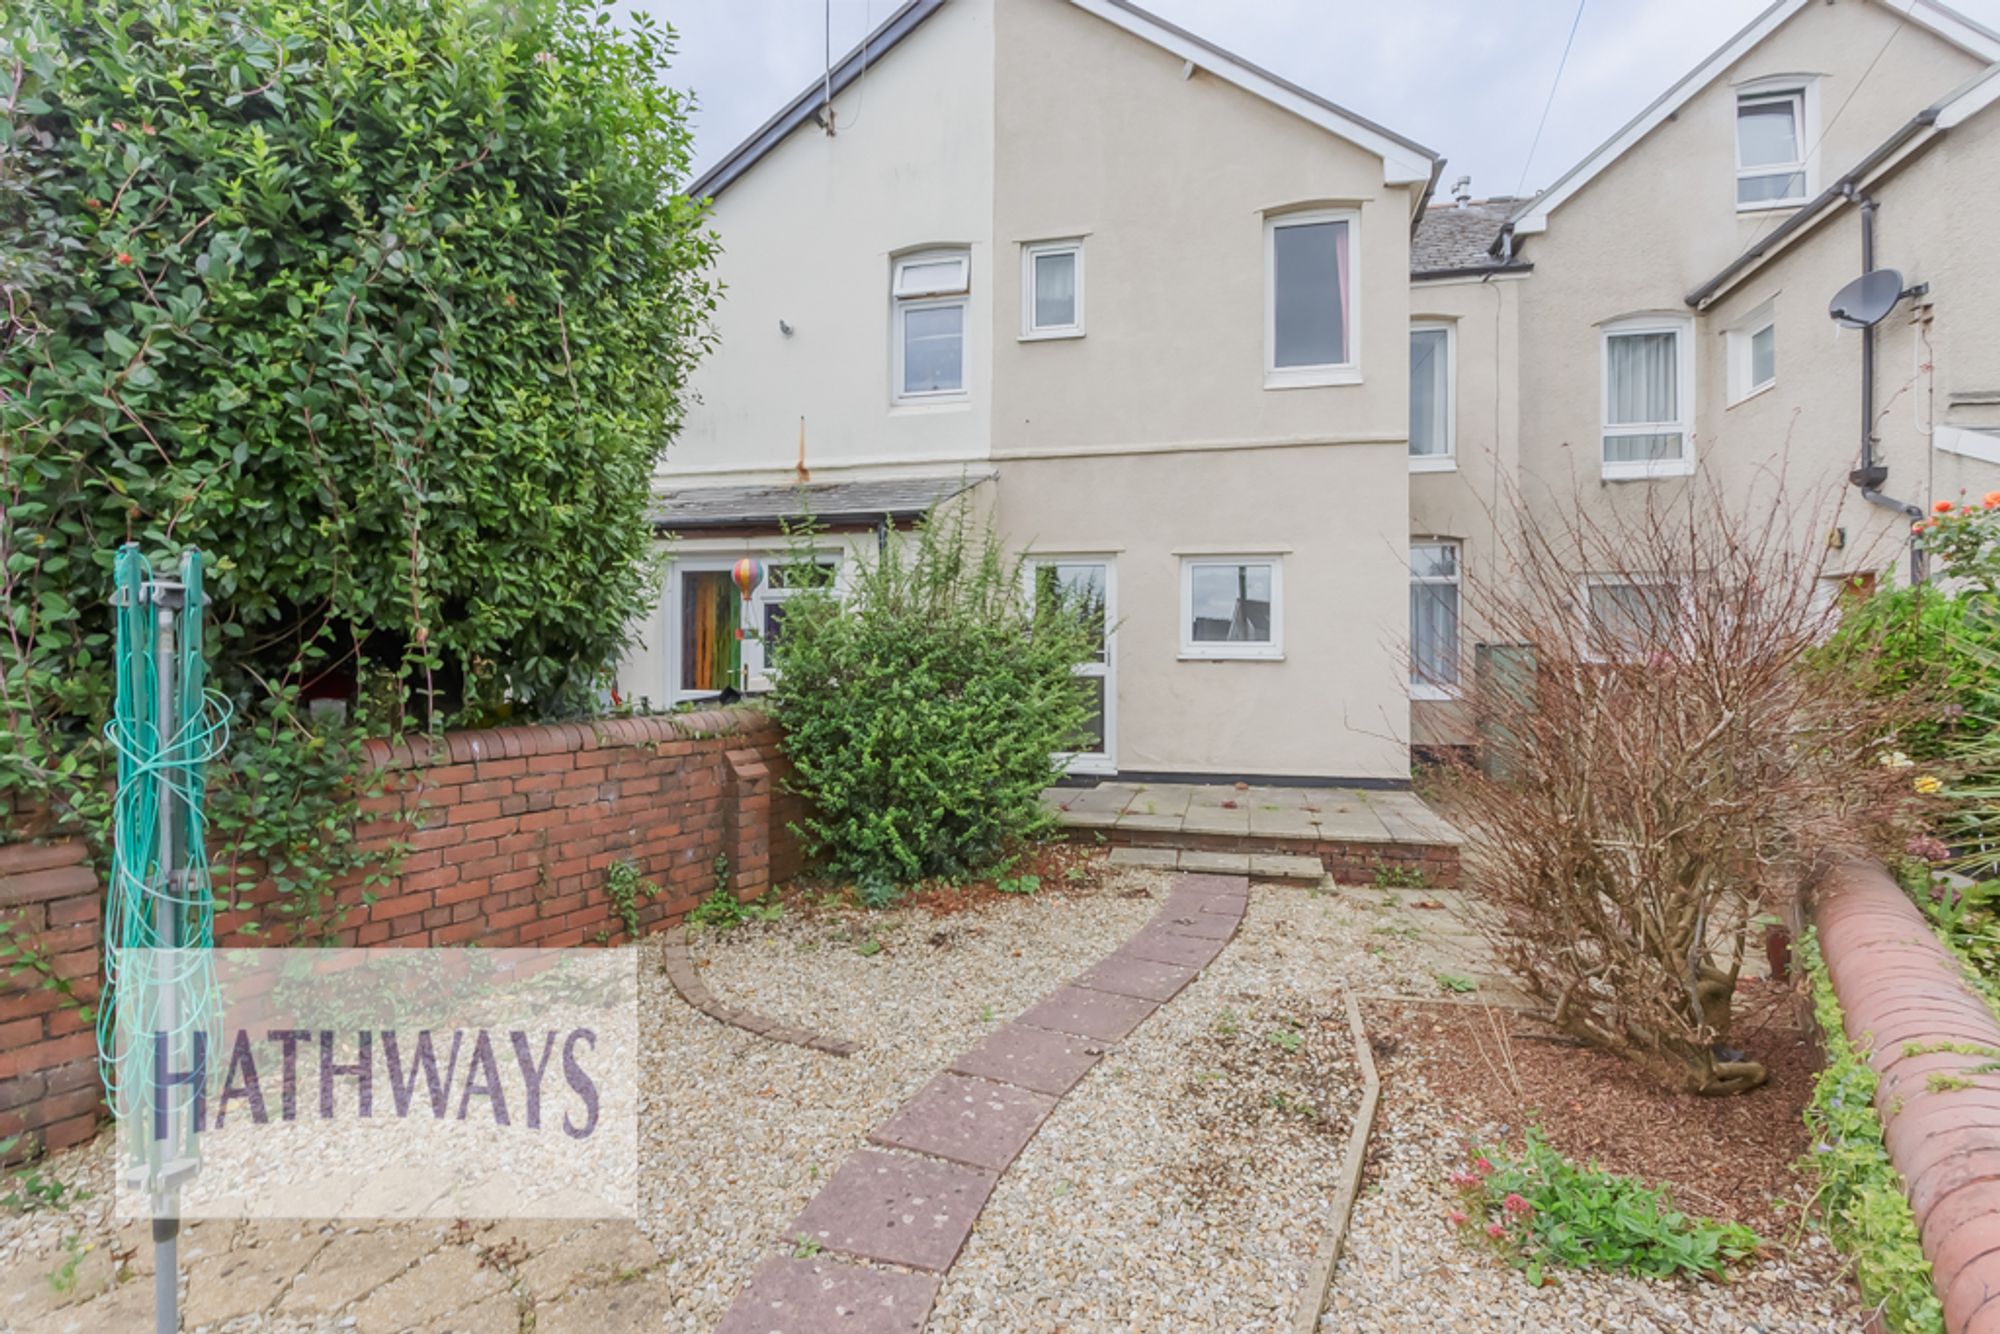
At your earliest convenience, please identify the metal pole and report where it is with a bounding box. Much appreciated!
[152,595,180,1334]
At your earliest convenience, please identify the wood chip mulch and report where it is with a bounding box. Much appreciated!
[1362,983,1822,1238]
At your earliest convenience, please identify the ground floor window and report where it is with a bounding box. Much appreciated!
[1410,540,1460,696]
[1582,575,1679,662]
[674,555,838,700]
[1029,557,1115,772]
[1181,557,1282,659]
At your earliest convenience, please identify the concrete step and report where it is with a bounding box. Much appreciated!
[1107,847,1326,883]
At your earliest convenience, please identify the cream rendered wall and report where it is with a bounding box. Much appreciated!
[1511,0,1984,530]
[665,0,996,485]
[1408,269,1524,748]
[989,0,1418,781]
[1701,97,2000,577]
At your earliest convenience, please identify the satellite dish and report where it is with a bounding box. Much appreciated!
[1829,268,1906,329]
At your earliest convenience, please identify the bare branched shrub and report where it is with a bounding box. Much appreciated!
[1436,482,1919,1095]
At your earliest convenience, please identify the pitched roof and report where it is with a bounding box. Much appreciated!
[1687,59,2000,308]
[690,0,1440,204]
[649,474,989,532]
[1502,0,2000,246]
[1412,199,1530,276]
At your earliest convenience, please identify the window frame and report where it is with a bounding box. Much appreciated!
[1725,299,1777,405]
[892,248,971,406]
[1020,239,1085,340]
[1409,538,1461,700]
[1600,314,1696,480]
[1179,556,1285,661]
[667,552,842,703]
[1024,554,1117,774]
[1577,573,1685,665]
[1263,208,1361,389]
[1409,321,1456,472]
[1734,79,1816,212]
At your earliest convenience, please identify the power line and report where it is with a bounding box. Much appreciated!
[1514,0,1589,202]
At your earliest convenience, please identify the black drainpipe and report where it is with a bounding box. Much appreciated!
[1841,186,1928,583]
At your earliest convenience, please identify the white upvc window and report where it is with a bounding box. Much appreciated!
[672,555,839,701]
[1736,80,1815,210]
[1580,575,1680,663]
[1027,556,1116,773]
[893,248,970,404]
[1601,315,1695,479]
[1021,239,1083,339]
[1264,209,1359,388]
[1180,557,1283,660]
[1725,299,1777,405]
[1410,539,1461,698]
[1409,322,1455,471]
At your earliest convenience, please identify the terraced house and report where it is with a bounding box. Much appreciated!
[620,0,2000,779]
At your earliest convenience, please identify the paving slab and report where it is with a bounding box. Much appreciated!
[788,1149,997,1272]
[717,1256,939,1334]
[1180,849,1252,873]
[1250,852,1328,881]
[949,1022,1108,1096]
[868,1073,1059,1172]
[1016,984,1158,1042]
[1153,908,1237,940]
[1075,952,1201,1002]
[1108,846,1180,869]
[1180,809,1251,837]
[1119,928,1227,969]
[1111,811,1190,832]
[1248,806,1321,837]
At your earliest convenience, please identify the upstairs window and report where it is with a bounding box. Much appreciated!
[1409,323,1454,469]
[1265,210,1357,387]
[893,249,970,403]
[1736,84,1810,209]
[1602,315,1694,479]
[1022,240,1084,338]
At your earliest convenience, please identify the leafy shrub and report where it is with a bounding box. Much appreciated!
[1448,1130,1758,1286]
[1,0,716,901]
[769,507,1100,887]
[1800,934,1944,1333]
[1814,581,1980,761]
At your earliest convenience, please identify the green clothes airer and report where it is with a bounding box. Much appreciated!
[102,545,229,1334]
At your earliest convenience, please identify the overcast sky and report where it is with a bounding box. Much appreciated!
[636,0,2000,198]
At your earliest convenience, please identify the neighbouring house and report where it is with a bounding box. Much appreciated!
[1406,0,2000,752]
[618,0,1441,786]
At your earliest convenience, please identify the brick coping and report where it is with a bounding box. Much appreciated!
[714,873,1251,1332]
[661,925,859,1057]
[361,704,776,772]
[1814,862,2000,1334]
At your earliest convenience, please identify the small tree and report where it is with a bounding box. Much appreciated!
[1437,484,1920,1094]
[769,506,1100,891]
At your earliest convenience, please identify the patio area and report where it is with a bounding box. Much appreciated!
[1042,781,1464,884]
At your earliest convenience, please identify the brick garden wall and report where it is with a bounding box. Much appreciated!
[0,705,805,1160]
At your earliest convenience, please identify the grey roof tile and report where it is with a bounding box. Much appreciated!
[1411,199,1527,275]
[648,474,990,531]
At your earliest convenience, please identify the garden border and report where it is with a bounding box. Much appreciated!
[660,924,859,1056]
[1814,861,2000,1334]
[1290,990,1383,1334]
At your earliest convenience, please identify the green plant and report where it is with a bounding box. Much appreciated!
[604,860,657,941]
[0,916,93,1023]
[996,873,1041,896]
[1449,1129,1758,1286]
[1434,971,1477,994]
[1264,1028,1302,1053]
[0,0,717,924]
[47,1236,84,1295]
[769,506,1100,886]
[790,1233,822,1259]
[854,936,883,958]
[1212,1008,1239,1036]
[1800,934,1943,1333]
[1371,863,1428,890]
[0,1137,87,1213]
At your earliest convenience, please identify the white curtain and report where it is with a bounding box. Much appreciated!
[1410,582,1459,685]
[1410,329,1448,456]
[1034,252,1076,327]
[1605,331,1679,463]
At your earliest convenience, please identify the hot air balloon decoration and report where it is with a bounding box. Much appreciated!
[730,557,764,692]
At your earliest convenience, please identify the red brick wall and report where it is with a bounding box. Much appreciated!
[0,705,804,1160]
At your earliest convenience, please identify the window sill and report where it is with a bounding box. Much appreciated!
[889,397,971,415]
[1019,328,1084,342]
[1264,365,1361,390]
[1409,455,1457,474]
[1410,683,1460,702]
[1601,458,1695,482]
[1726,381,1776,409]
[1179,648,1285,662]
[1736,198,1806,214]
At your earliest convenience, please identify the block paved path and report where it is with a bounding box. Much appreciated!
[714,872,1250,1333]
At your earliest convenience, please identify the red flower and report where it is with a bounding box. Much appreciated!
[1503,1192,1533,1215]
[1935,500,1954,514]
[1447,1209,1468,1226]
[1473,1157,1495,1177]
[1485,1221,1507,1239]
[115,252,132,266]
[1983,491,2000,509]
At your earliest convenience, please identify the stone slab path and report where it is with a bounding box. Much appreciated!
[714,872,1249,1333]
